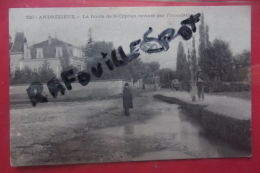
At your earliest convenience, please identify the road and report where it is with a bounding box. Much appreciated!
[10,90,250,166]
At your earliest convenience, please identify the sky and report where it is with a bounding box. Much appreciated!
[9,6,251,70]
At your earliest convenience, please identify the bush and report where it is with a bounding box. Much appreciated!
[229,83,250,92]
[219,83,233,92]
[10,67,39,85]
[10,61,56,85]
[217,82,250,92]
[204,82,250,93]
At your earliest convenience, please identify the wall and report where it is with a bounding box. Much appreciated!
[144,84,155,89]
[10,53,23,72]
[10,80,129,102]
[133,79,143,89]
[122,80,133,88]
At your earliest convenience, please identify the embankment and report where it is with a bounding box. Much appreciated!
[153,94,251,151]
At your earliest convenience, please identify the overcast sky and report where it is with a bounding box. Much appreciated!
[9,6,251,70]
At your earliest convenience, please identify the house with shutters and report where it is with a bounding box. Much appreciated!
[9,32,85,76]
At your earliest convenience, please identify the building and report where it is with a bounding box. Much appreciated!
[10,32,85,76]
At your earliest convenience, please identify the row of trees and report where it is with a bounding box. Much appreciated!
[174,13,250,91]
[199,13,250,83]
[10,22,250,89]
[10,60,56,85]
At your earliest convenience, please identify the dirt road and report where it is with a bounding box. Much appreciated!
[10,90,250,166]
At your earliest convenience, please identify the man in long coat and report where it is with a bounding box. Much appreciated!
[195,70,204,101]
[123,83,133,116]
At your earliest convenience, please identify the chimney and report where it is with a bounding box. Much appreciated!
[48,34,52,45]
[23,37,31,59]
[23,37,28,51]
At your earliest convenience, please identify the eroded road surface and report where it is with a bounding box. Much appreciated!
[10,91,250,166]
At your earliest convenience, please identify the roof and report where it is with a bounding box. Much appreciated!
[10,32,26,53]
[33,38,73,47]
[30,38,80,59]
[20,58,60,62]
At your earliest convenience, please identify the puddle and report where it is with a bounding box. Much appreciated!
[92,97,250,160]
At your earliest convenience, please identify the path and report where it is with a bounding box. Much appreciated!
[153,89,251,120]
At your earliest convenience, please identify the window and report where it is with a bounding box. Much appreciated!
[24,49,31,59]
[55,47,63,57]
[56,66,60,74]
[73,48,83,58]
[77,65,81,71]
[36,48,43,58]
[20,63,23,69]
[79,50,82,58]
[73,48,77,57]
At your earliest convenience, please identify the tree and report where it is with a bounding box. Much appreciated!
[235,50,250,67]
[156,68,176,87]
[85,41,114,71]
[187,48,191,67]
[176,42,186,77]
[148,61,160,72]
[10,67,39,85]
[214,39,234,81]
[205,25,211,48]
[10,61,56,85]
[143,61,160,83]
[82,38,160,82]
[199,38,234,82]
[198,14,236,84]
[9,35,13,50]
[198,13,213,86]
[125,59,159,83]
[176,42,190,90]
[38,60,56,83]
[126,58,144,82]
[84,28,95,58]
[189,36,198,86]
[198,13,206,62]
[234,50,251,81]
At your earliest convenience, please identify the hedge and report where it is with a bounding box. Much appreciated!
[204,82,250,93]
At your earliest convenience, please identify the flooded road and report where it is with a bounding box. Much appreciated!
[91,95,250,161]
[11,91,250,166]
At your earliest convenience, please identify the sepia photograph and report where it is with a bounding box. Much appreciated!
[9,6,251,166]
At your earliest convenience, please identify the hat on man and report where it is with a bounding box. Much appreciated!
[125,83,129,86]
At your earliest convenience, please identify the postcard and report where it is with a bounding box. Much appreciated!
[9,6,251,166]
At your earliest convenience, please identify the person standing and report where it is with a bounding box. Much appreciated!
[195,70,204,101]
[123,83,133,116]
